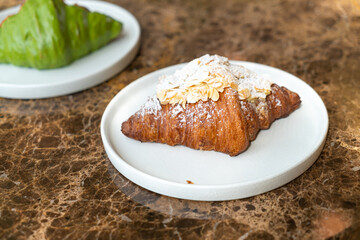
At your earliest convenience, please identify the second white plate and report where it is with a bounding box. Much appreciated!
[0,0,140,99]
[101,61,328,201]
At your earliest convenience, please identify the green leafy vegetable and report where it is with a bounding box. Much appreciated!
[0,0,122,69]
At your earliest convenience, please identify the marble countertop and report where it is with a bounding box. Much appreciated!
[1,0,359,239]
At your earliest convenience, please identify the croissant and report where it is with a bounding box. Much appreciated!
[121,83,301,156]
[0,0,122,69]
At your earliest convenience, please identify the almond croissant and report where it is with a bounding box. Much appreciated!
[121,83,301,156]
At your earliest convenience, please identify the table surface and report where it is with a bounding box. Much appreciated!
[1,0,359,239]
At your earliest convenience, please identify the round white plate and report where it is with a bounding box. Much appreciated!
[101,61,328,201]
[0,0,140,99]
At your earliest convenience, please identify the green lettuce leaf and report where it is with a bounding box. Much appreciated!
[0,0,122,69]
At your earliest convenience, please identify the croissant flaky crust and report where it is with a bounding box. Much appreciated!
[121,83,301,156]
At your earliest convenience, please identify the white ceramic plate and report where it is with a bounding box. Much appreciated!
[0,0,140,99]
[101,61,328,201]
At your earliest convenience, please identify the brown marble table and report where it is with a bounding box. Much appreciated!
[1,0,359,239]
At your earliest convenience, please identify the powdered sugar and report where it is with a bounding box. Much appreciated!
[156,54,272,106]
[136,96,162,117]
[137,55,274,116]
[229,64,272,99]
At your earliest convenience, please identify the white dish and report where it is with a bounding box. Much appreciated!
[0,0,140,99]
[101,61,328,201]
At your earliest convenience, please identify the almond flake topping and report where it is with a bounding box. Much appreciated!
[156,54,272,107]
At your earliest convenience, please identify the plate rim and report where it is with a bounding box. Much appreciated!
[100,61,329,200]
[0,0,141,99]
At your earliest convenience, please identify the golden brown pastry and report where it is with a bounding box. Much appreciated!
[121,54,301,156]
[121,84,300,156]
